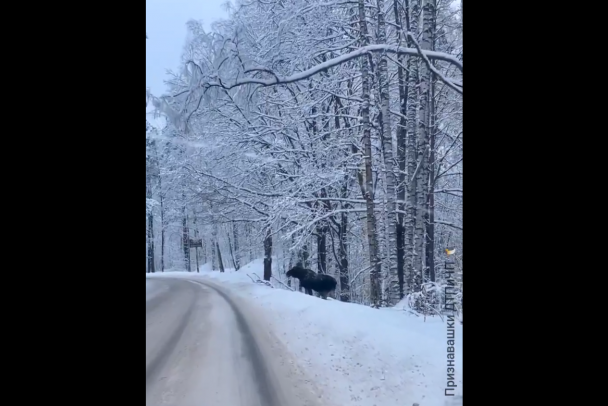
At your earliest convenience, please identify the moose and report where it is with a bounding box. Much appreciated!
[286,266,337,300]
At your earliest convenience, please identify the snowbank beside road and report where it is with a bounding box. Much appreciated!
[148,259,463,406]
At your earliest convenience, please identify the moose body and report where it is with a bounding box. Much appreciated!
[286,266,337,299]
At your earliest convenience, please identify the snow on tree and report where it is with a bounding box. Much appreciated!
[146,0,462,314]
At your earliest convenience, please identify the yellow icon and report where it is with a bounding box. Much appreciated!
[445,248,456,255]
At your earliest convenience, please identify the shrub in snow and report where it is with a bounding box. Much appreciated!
[405,280,462,321]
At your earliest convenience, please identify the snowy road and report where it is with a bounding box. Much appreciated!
[145,277,322,406]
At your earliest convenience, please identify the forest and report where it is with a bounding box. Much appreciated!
[146,0,463,312]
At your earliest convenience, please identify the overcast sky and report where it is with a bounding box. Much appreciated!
[146,0,228,96]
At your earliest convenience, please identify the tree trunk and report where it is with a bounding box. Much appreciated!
[201,237,207,266]
[248,223,254,263]
[193,216,201,273]
[153,140,165,272]
[159,188,165,272]
[326,229,333,279]
[414,0,434,287]
[425,1,437,282]
[376,0,399,306]
[373,57,388,305]
[287,233,296,288]
[317,225,327,274]
[263,226,272,281]
[426,172,436,281]
[227,227,235,269]
[226,223,239,271]
[232,222,240,270]
[338,207,350,302]
[146,193,155,273]
[394,0,409,301]
[182,201,190,272]
[146,171,155,273]
[147,215,155,273]
[359,0,382,308]
[217,241,225,272]
[146,135,156,274]
[405,0,420,293]
[333,99,352,302]
[211,224,218,270]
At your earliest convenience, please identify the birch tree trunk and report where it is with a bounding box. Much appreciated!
[394,0,410,300]
[226,224,235,269]
[146,133,156,274]
[405,0,420,293]
[211,224,217,271]
[358,0,382,308]
[201,235,207,266]
[333,101,351,302]
[152,141,165,273]
[182,200,190,272]
[377,0,399,306]
[414,0,434,286]
[425,0,438,282]
[247,223,253,264]
[146,173,155,273]
[232,222,240,270]
[158,179,165,272]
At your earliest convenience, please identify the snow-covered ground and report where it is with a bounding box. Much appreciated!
[148,259,463,406]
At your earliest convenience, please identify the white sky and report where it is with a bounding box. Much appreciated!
[146,0,228,97]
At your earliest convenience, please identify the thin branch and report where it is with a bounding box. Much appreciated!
[271,275,295,291]
[435,220,462,231]
[405,32,463,95]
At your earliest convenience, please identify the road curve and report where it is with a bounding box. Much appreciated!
[146,277,323,406]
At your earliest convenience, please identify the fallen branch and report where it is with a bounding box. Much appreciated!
[271,275,294,291]
[250,273,273,288]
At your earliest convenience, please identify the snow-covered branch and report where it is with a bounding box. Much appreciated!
[178,45,462,95]
[434,220,463,231]
[406,32,462,95]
